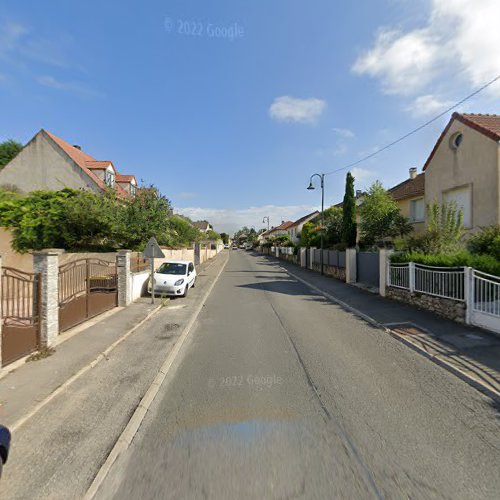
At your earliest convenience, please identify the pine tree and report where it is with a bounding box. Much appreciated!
[341,172,357,247]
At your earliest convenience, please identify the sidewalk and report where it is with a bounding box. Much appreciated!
[273,256,500,399]
[0,299,159,428]
[0,254,222,429]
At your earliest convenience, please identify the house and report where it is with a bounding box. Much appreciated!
[423,113,500,232]
[0,129,137,198]
[388,168,425,234]
[287,211,320,244]
[193,220,212,233]
[258,220,294,244]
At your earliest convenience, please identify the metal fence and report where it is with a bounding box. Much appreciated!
[312,250,346,269]
[471,269,500,333]
[388,262,465,301]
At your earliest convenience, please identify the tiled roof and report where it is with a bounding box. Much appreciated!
[271,220,294,231]
[42,130,130,198]
[289,211,320,228]
[116,174,137,184]
[423,112,500,171]
[388,173,425,201]
[85,160,115,171]
[193,220,210,230]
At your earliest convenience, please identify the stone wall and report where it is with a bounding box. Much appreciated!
[386,286,466,323]
[312,263,346,282]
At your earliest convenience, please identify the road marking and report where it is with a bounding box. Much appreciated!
[84,252,229,499]
[282,264,500,402]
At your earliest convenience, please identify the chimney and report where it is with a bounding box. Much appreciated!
[73,145,81,150]
[409,167,417,180]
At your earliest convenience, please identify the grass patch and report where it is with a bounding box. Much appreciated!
[26,347,56,362]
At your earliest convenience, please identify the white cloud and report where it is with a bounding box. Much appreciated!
[351,167,377,187]
[352,0,500,98]
[406,94,453,117]
[0,21,69,68]
[175,204,319,234]
[36,75,102,97]
[269,96,327,125]
[332,127,355,139]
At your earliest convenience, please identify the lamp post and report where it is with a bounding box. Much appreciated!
[262,216,270,232]
[307,173,325,275]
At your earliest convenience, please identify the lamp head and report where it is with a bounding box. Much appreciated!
[307,182,315,190]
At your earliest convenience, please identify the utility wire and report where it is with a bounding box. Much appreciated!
[324,73,500,177]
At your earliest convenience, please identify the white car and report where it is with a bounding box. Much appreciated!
[148,260,197,297]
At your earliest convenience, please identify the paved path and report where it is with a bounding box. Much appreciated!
[96,250,500,499]
[1,254,227,499]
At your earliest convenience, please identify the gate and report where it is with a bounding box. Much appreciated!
[471,269,500,334]
[1,267,41,365]
[59,259,117,332]
[357,251,380,288]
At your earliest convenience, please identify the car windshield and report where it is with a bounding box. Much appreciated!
[157,263,187,275]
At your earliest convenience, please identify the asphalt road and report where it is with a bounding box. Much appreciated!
[96,250,500,499]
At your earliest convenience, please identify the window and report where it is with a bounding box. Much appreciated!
[449,132,463,150]
[443,186,472,228]
[105,169,115,188]
[409,198,425,222]
[130,183,137,197]
[157,263,187,275]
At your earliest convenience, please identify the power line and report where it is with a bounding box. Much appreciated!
[324,73,500,177]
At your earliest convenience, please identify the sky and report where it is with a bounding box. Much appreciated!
[0,0,499,234]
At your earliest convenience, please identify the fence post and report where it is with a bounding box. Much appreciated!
[379,248,394,297]
[33,249,63,347]
[409,261,415,293]
[309,248,314,270]
[117,250,131,307]
[345,248,357,284]
[300,248,306,267]
[464,266,473,325]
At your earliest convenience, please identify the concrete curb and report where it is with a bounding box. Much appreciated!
[283,266,500,403]
[10,304,162,433]
[84,252,229,499]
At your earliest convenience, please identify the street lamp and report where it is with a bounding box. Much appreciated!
[307,173,325,275]
[262,216,270,232]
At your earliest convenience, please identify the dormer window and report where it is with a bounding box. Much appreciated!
[130,183,137,197]
[105,168,115,188]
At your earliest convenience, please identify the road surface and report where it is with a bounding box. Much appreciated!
[96,250,500,499]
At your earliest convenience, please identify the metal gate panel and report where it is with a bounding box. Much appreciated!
[471,270,500,334]
[59,259,117,333]
[357,252,380,288]
[1,267,41,366]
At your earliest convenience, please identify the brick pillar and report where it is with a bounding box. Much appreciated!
[345,248,357,284]
[117,250,131,307]
[33,249,63,347]
[379,248,394,297]
[194,243,200,266]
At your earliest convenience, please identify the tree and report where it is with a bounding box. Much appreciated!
[300,221,320,248]
[116,186,174,249]
[359,181,413,246]
[341,172,357,247]
[205,229,221,241]
[0,139,22,170]
[323,206,343,247]
[219,232,229,244]
[167,216,201,247]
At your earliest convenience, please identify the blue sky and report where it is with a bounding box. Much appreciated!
[1,0,499,233]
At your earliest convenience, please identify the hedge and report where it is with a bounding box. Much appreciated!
[391,251,500,276]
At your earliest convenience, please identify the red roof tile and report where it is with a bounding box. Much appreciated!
[423,113,500,171]
[388,173,425,201]
[289,211,320,228]
[42,130,130,198]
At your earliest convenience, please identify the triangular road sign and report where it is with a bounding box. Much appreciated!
[142,237,165,259]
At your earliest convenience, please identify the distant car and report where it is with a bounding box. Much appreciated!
[232,245,237,249]
[148,260,196,297]
[0,425,11,479]
[224,244,230,249]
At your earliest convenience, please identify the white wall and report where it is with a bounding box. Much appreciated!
[129,270,150,302]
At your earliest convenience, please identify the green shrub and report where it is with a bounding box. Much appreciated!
[391,250,500,276]
[467,225,500,260]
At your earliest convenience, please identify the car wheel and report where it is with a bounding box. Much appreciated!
[192,278,196,288]
[183,285,189,297]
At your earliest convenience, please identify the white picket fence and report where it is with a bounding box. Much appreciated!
[388,262,500,334]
